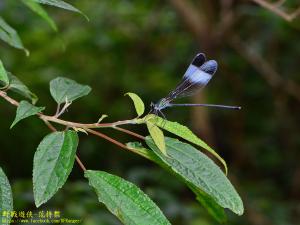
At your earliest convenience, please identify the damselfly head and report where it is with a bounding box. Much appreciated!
[150,102,155,112]
[153,98,171,111]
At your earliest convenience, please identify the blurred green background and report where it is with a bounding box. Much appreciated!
[1,0,300,224]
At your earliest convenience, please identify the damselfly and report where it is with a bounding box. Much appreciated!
[150,53,241,118]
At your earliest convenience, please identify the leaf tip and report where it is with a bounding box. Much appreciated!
[10,123,16,129]
[83,14,90,22]
[34,201,42,208]
[24,48,30,57]
[97,114,108,123]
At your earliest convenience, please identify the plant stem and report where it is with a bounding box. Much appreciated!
[0,91,19,106]
[85,128,138,154]
[113,127,145,140]
[0,90,138,129]
[0,90,90,171]
[75,155,87,171]
[40,114,136,129]
[86,128,152,161]
[42,119,57,132]
[0,90,146,171]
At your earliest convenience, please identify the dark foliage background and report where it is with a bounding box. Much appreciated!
[0,0,300,224]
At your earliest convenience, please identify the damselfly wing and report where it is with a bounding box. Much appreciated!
[167,53,217,99]
[150,53,240,116]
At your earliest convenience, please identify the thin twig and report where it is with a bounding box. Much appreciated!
[0,90,88,172]
[0,91,136,129]
[55,101,72,118]
[274,0,286,7]
[40,114,136,129]
[85,128,136,153]
[251,0,300,22]
[75,155,86,171]
[55,104,61,116]
[42,119,57,132]
[113,127,145,140]
[229,35,300,102]
[290,7,300,20]
[0,90,146,171]
[0,91,19,106]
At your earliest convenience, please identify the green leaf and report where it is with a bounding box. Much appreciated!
[0,59,9,86]
[188,184,227,223]
[22,0,57,31]
[146,136,244,215]
[11,101,45,128]
[0,167,13,225]
[145,114,228,174]
[0,16,29,55]
[125,92,145,117]
[126,141,227,222]
[126,141,158,161]
[33,0,89,20]
[97,114,108,123]
[50,77,91,104]
[33,130,78,207]
[146,121,166,156]
[0,72,38,104]
[85,170,171,225]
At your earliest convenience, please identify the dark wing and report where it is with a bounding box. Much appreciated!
[166,59,218,100]
[191,53,206,67]
[183,53,206,80]
[199,59,218,74]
